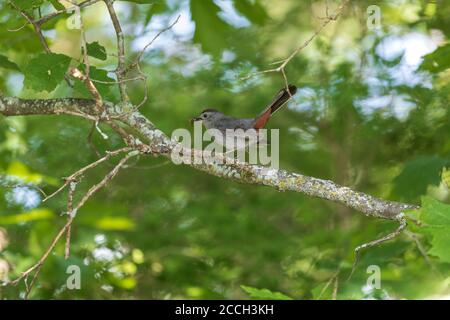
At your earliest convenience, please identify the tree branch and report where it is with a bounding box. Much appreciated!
[1,0,421,295]
[0,96,102,117]
[0,97,419,221]
[36,0,102,26]
[9,150,135,296]
[104,0,129,103]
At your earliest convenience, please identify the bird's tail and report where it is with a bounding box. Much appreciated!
[253,84,297,129]
[267,84,297,115]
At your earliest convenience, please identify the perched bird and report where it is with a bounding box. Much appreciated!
[191,84,297,150]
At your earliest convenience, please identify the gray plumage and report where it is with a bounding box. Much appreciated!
[191,85,297,149]
[199,111,254,132]
[192,84,297,133]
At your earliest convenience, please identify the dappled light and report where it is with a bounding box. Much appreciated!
[0,0,449,301]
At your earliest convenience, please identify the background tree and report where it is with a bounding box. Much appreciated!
[0,0,449,299]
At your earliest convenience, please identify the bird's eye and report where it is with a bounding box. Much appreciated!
[202,114,207,119]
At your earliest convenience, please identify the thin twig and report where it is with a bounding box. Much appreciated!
[347,215,407,280]
[0,179,47,198]
[126,15,181,72]
[104,0,129,103]
[36,0,102,26]
[240,0,350,81]
[43,147,131,203]
[66,0,103,112]
[123,15,180,110]
[87,121,102,158]
[74,152,135,211]
[65,180,77,259]
[11,152,136,296]
[60,110,99,121]
[69,68,103,112]
[107,120,133,145]
[317,271,339,299]
[405,230,440,276]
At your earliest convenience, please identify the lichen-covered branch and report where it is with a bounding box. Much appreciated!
[0,96,101,117]
[188,161,416,220]
[121,112,418,220]
[0,97,419,221]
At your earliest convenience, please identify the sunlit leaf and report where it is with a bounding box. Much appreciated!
[4,161,58,186]
[0,208,54,224]
[132,249,145,264]
[89,217,136,231]
[111,276,137,290]
[6,161,45,184]
[23,53,72,92]
[119,261,137,275]
[186,286,204,298]
[419,197,450,263]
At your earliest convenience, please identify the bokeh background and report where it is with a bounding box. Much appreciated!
[0,0,449,299]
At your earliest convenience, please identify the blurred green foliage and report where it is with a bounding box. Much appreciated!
[0,0,449,299]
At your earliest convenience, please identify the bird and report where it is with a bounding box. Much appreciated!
[191,84,297,151]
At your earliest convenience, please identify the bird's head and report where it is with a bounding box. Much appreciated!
[191,109,221,125]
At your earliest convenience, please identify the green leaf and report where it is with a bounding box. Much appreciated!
[10,0,44,10]
[48,0,65,11]
[420,43,450,73]
[111,276,137,290]
[419,197,450,263]
[0,54,20,71]
[190,0,231,56]
[233,0,269,26]
[23,53,72,92]
[241,285,293,300]
[0,208,54,224]
[82,216,136,231]
[87,41,107,61]
[421,196,450,227]
[5,161,58,185]
[393,155,449,202]
[145,1,168,24]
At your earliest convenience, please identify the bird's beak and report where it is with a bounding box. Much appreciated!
[190,117,202,125]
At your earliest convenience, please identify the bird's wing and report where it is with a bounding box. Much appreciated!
[215,117,251,131]
[253,84,297,129]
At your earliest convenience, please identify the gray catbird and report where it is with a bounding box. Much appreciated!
[191,84,297,149]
